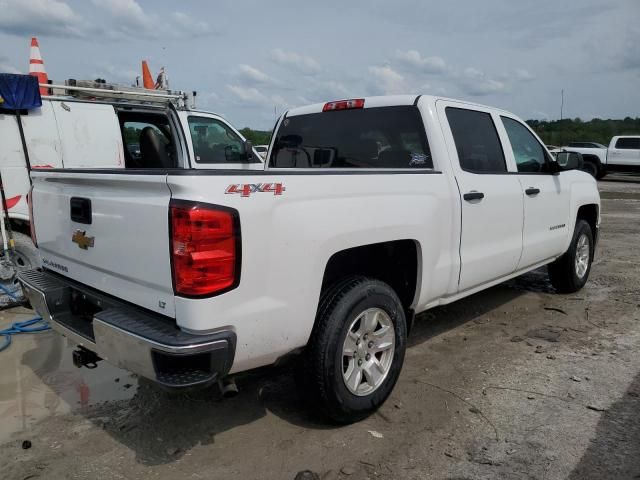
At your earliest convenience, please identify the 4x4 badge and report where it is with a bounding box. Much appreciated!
[72,230,95,250]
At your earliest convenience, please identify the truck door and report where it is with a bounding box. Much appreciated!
[498,115,571,268]
[608,137,640,167]
[437,101,524,292]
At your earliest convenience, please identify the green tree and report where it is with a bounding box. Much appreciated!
[239,127,272,146]
[526,118,640,146]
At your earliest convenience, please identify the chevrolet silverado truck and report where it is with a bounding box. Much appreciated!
[19,95,600,423]
[560,136,640,179]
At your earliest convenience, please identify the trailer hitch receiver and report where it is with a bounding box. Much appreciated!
[72,347,101,369]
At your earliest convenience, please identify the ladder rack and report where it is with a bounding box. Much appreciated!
[40,80,194,109]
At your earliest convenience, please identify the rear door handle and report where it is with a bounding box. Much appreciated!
[525,187,540,196]
[463,191,484,201]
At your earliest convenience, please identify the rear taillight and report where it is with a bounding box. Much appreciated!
[322,98,365,112]
[27,186,37,246]
[170,200,240,297]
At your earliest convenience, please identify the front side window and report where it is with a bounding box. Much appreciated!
[446,107,506,173]
[615,137,640,149]
[189,116,257,163]
[501,116,549,173]
[270,106,432,169]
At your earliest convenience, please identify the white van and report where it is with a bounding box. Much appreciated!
[0,78,263,268]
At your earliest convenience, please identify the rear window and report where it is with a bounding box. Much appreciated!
[615,137,640,149]
[269,106,432,169]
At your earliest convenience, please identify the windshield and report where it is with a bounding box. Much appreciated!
[269,106,432,169]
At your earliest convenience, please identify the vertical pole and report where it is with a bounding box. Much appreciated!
[560,89,564,121]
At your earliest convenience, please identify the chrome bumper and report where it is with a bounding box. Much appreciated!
[18,269,235,389]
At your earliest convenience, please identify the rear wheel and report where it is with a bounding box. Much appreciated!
[548,220,593,293]
[581,160,598,178]
[9,232,41,271]
[298,276,407,423]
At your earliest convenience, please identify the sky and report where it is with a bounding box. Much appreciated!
[0,0,638,129]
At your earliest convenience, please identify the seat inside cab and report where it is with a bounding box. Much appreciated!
[117,111,178,168]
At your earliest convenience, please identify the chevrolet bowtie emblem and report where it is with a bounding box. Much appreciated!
[72,230,95,250]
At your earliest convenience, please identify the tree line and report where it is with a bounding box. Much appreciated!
[526,117,640,146]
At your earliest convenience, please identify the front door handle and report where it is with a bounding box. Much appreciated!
[463,191,485,201]
[525,187,540,196]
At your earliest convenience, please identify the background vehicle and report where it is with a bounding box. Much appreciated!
[20,95,600,423]
[0,76,262,270]
[254,144,269,159]
[560,135,640,178]
[567,142,607,149]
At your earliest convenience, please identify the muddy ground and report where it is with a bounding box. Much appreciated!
[1,175,639,480]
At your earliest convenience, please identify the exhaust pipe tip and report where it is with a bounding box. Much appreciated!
[218,376,239,398]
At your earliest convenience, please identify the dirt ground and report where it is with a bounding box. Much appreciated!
[1,175,639,480]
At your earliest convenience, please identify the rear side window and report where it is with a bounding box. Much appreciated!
[118,112,176,168]
[446,107,506,173]
[270,106,432,169]
[501,116,549,173]
[615,137,640,149]
[189,116,258,163]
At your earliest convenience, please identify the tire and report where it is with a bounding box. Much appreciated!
[9,232,41,271]
[298,276,407,424]
[548,220,594,293]
[581,160,598,178]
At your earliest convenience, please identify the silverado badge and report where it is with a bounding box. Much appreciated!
[72,230,95,250]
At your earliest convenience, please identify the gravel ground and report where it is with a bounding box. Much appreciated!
[1,175,639,480]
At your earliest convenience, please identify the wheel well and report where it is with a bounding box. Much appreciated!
[577,204,598,236]
[581,154,601,166]
[581,154,602,174]
[321,240,419,312]
[9,219,30,236]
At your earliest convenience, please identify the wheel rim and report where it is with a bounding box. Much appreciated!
[574,233,590,279]
[342,307,395,397]
[9,250,35,271]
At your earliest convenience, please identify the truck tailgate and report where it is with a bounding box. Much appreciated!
[31,171,175,317]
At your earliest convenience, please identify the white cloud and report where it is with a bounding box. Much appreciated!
[237,64,273,85]
[457,67,505,96]
[171,11,210,36]
[395,50,447,74]
[91,0,211,39]
[309,79,352,100]
[0,56,21,74]
[514,68,534,81]
[368,65,406,95]
[0,0,87,37]
[226,85,276,108]
[270,49,321,75]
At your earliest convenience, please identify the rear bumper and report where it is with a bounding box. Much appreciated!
[17,269,235,389]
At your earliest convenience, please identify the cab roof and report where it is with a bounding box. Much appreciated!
[285,94,513,118]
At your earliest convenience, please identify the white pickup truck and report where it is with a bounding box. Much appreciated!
[561,136,640,178]
[19,95,600,423]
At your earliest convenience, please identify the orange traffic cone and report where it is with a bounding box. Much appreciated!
[29,37,49,96]
[141,60,154,89]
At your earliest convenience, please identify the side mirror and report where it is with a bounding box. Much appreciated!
[243,139,254,161]
[555,151,583,171]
